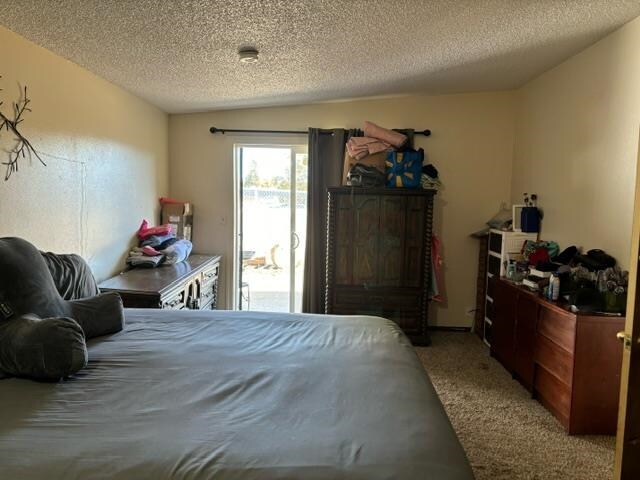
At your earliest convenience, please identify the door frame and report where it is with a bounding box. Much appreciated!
[232,143,308,312]
[615,129,640,478]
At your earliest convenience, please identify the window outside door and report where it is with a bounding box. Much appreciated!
[234,145,308,312]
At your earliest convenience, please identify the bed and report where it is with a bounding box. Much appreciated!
[0,309,473,479]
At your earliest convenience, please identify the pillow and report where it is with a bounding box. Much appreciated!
[0,313,87,381]
[41,251,100,300]
[363,121,408,148]
[0,237,125,381]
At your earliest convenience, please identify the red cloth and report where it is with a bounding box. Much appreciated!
[528,247,550,266]
[137,219,172,240]
[431,234,445,302]
[142,245,162,257]
[159,197,187,205]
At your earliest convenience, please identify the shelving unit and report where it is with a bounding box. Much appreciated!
[483,229,538,346]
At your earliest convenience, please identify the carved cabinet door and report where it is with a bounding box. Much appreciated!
[351,195,381,286]
[378,195,407,287]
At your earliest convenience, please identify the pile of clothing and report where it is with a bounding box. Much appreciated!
[126,219,193,268]
[421,163,442,190]
[343,121,441,191]
[346,121,408,159]
[522,240,561,267]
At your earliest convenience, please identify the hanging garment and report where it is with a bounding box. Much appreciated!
[430,234,445,302]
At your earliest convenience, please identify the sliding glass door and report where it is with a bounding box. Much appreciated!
[234,145,308,312]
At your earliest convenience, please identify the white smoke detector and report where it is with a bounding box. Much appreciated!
[238,47,259,64]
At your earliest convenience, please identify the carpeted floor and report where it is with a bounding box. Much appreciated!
[415,332,615,480]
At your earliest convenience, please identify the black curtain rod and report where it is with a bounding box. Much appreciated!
[209,127,431,136]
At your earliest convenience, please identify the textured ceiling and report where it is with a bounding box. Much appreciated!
[1,1,639,113]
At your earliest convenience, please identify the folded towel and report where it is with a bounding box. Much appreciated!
[162,239,193,265]
[348,136,392,150]
[363,121,407,148]
[346,136,392,160]
[367,141,392,155]
[346,142,368,160]
[127,255,164,268]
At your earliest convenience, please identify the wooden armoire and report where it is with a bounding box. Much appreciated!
[325,187,436,345]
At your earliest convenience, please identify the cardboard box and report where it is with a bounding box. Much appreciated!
[341,151,387,185]
[161,203,193,241]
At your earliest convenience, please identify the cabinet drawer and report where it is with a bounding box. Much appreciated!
[485,298,494,321]
[335,290,383,305]
[201,282,217,309]
[202,263,219,284]
[487,275,496,299]
[388,310,421,332]
[161,288,186,310]
[331,303,420,332]
[535,333,574,387]
[488,254,501,277]
[331,303,384,318]
[489,231,502,254]
[334,290,421,308]
[385,291,422,309]
[535,365,571,422]
[484,321,493,345]
[537,306,576,353]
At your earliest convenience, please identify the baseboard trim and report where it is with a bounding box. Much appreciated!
[428,326,472,332]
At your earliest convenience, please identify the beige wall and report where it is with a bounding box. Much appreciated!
[8,10,635,327]
[169,92,516,327]
[0,26,168,281]
[512,16,640,269]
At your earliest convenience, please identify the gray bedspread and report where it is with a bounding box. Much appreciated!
[0,309,473,480]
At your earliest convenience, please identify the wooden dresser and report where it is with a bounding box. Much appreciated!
[491,277,624,434]
[325,187,435,345]
[99,254,221,310]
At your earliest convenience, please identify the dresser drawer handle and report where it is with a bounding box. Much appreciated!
[165,297,182,308]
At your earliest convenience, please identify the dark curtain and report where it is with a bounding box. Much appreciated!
[302,128,359,313]
[301,126,414,313]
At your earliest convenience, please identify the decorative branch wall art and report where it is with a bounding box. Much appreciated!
[0,76,45,181]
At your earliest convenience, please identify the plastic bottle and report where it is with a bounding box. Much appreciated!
[552,275,560,301]
[597,270,608,293]
[548,274,555,300]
